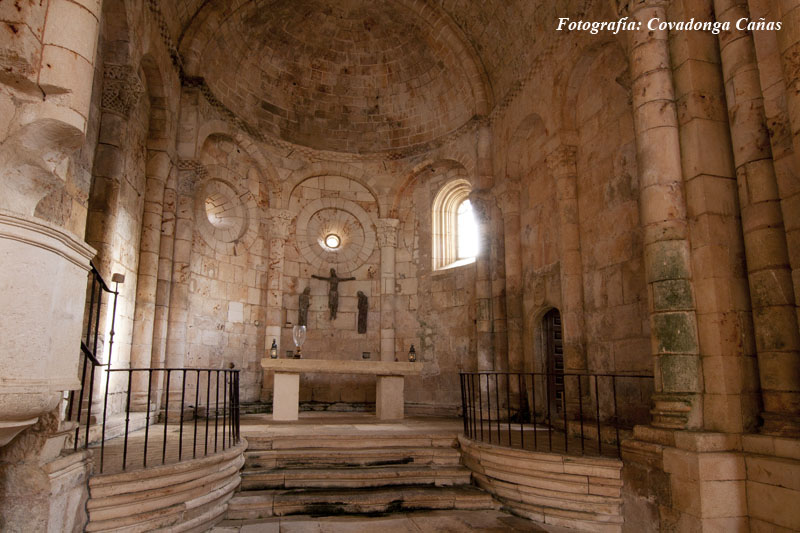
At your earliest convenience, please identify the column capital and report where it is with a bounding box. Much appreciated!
[376,218,400,248]
[545,145,578,175]
[496,181,521,217]
[468,190,494,224]
[269,208,294,239]
[101,63,145,118]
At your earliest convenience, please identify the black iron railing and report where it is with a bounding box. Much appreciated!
[67,263,120,450]
[460,371,654,458]
[97,368,241,473]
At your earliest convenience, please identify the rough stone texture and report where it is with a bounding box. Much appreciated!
[2,0,800,531]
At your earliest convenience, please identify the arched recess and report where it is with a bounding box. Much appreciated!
[390,159,474,219]
[283,163,381,217]
[196,120,280,207]
[564,40,648,378]
[503,113,549,379]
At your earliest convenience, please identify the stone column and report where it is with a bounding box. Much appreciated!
[150,166,177,410]
[164,169,198,372]
[626,0,703,429]
[0,0,101,444]
[498,182,524,374]
[0,1,101,529]
[377,218,400,362]
[470,191,495,373]
[776,1,800,173]
[547,145,587,373]
[265,209,293,358]
[716,0,800,436]
[130,151,173,408]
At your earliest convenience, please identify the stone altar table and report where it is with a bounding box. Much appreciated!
[261,359,422,421]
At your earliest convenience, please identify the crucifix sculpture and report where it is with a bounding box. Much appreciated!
[312,268,355,320]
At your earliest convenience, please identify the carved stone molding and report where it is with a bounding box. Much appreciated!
[376,218,400,248]
[101,64,145,118]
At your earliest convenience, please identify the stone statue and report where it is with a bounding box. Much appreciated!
[357,291,368,333]
[311,268,355,320]
[298,286,310,326]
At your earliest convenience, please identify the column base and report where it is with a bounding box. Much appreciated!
[760,411,800,438]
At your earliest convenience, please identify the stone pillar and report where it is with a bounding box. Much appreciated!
[626,0,703,429]
[377,218,400,362]
[0,0,101,445]
[716,0,800,436]
[262,209,293,400]
[547,145,587,373]
[470,191,495,373]
[150,166,177,410]
[130,151,173,408]
[774,3,800,341]
[164,170,198,372]
[498,182,524,374]
[0,2,101,529]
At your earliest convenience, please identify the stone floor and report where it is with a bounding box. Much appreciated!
[213,510,573,532]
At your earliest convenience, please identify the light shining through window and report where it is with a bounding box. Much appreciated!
[457,200,478,259]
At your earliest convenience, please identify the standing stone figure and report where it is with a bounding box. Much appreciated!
[298,286,310,326]
[357,291,368,334]
[311,268,355,320]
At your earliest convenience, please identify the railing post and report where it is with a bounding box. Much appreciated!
[144,370,153,467]
[162,370,171,465]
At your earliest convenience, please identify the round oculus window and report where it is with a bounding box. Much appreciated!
[325,234,341,249]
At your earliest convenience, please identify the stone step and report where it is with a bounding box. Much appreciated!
[227,485,498,520]
[244,446,462,470]
[240,464,472,490]
[246,433,459,451]
[68,412,150,449]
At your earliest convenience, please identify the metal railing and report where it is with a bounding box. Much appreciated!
[100,368,240,473]
[460,371,654,458]
[67,263,120,450]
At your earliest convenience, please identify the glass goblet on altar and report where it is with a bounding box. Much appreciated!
[292,325,306,358]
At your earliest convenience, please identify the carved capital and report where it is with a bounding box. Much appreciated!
[468,190,494,225]
[546,145,578,175]
[376,218,400,248]
[101,64,145,118]
[496,179,521,216]
[176,159,207,195]
[269,209,294,239]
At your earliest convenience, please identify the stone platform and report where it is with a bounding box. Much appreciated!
[228,412,498,520]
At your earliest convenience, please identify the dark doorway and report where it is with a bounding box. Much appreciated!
[544,308,564,415]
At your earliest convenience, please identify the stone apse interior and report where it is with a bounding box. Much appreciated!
[1,0,800,531]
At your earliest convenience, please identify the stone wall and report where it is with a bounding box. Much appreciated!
[395,164,477,414]
[281,175,381,407]
[184,134,269,402]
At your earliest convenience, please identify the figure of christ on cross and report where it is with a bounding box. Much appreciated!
[312,268,356,320]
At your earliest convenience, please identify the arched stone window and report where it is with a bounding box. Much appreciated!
[432,179,477,270]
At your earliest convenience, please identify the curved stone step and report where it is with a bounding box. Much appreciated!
[246,433,459,451]
[244,446,462,469]
[226,485,498,520]
[241,464,472,490]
